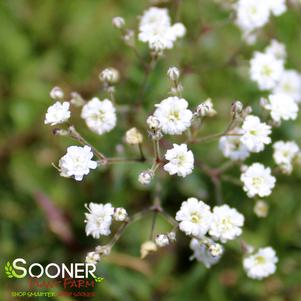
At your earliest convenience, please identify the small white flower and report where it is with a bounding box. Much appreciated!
[250,51,284,90]
[240,163,276,198]
[196,99,217,117]
[155,234,169,247]
[273,140,300,174]
[147,115,161,130]
[85,202,114,238]
[50,86,64,100]
[114,207,128,222]
[59,146,97,181]
[209,205,244,243]
[85,251,101,264]
[99,68,119,84]
[254,200,269,218]
[138,170,154,185]
[44,101,70,126]
[208,242,224,257]
[112,16,125,29]
[243,247,278,279]
[263,94,298,123]
[273,70,301,103]
[265,39,287,61]
[241,115,272,153]
[219,128,250,161]
[154,97,193,135]
[125,128,143,145]
[164,144,194,177]
[176,198,212,238]
[81,97,117,135]
[190,238,223,268]
[266,0,287,16]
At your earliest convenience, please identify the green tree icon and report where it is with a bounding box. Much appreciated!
[4,262,22,279]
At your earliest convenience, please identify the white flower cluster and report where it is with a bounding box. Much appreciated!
[138,7,186,53]
[85,202,128,239]
[243,246,278,279]
[176,198,244,268]
[235,0,287,44]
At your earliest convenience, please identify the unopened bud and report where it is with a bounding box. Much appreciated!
[155,234,169,247]
[95,245,111,256]
[85,251,100,264]
[140,241,157,259]
[70,92,85,107]
[125,127,143,145]
[167,231,176,242]
[138,170,154,185]
[254,200,269,218]
[147,115,161,130]
[232,101,243,114]
[196,99,217,117]
[114,207,128,222]
[167,67,180,81]
[50,86,64,100]
[112,16,125,29]
[99,68,119,84]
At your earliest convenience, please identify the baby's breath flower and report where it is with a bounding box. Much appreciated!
[114,207,128,222]
[167,231,176,242]
[167,66,180,81]
[125,128,143,145]
[147,115,161,130]
[155,234,169,247]
[140,241,157,259]
[99,68,119,84]
[45,101,71,126]
[112,16,125,29]
[254,200,269,218]
[138,170,154,185]
[196,99,217,117]
[70,92,85,107]
[50,86,64,100]
[85,251,100,264]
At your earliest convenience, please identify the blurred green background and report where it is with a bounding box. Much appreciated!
[0,0,301,300]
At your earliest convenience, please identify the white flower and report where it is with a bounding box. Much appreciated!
[241,115,272,153]
[147,115,161,130]
[263,94,298,123]
[240,163,276,198]
[155,234,169,247]
[44,101,71,126]
[125,128,143,145]
[99,68,119,84]
[138,170,154,185]
[175,198,212,238]
[265,39,287,61]
[254,200,269,218]
[164,144,194,177]
[167,66,180,81]
[219,128,250,161]
[59,146,97,181]
[243,247,278,279]
[190,238,223,268]
[250,51,284,90]
[50,86,64,100]
[85,202,114,238]
[266,0,287,16]
[112,16,125,29]
[81,97,117,135]
[85,251,100,264]
[273,140,300,173]
[138,7,185,51]
[273,70,301,103]
[113,207,128,222]
[196,99,217,117]
[209,205,244,243]
[154,97,193,135]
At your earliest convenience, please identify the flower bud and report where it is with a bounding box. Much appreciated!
[232,101,243,114]
[114,207,128,222]
[196,99,217,117]
[254,200,269,218]
[155,234,169,247]
[112,16,125,29]
[125,127,143,145]
[167,231,176,242]
[138,170,154,185]
[140,241,157,259]
[70,92,85,107]
[123,29,135,47]
[99,68,119,84]
[208,243,224,257]
[167,67,180,81]
[50,86,64,100]
[85,251,100,264]
[95,245,111,256]
[147,115,161,130]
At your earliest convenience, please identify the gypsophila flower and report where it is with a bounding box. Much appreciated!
[85,251,101,264]
[125,128,143,145]
[241,163,276,198]
[154,96,193,135]
[263,94,298,123]
[114,207,128,222]
[164,144,194,177]
[155,234,169,247]
[208,242,224,257]
[138,170,154,185]
[112,16,125,29]
[59,146,97,181]
[81,97,117,135]
[273,141,300,174]
[196,99,217,117]
[190,238,223,268]
[85,202,114,238]
[50,86,64,100]
[265,39,287,61]
[147,115,161,130]
[219,128,250,161]
[99,68,119,84]
[44,101,71,126]
[167,232,176,242]
[176,198,212,238]
[140,241,157,259]
[241,115,272,153]
[254,200,269,218]
[250,51,284,90]
[266,0,287,16]
[243,247,278,279]
[273,70,301,103]
[209,205,244,243]
[167,66,180,81]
